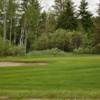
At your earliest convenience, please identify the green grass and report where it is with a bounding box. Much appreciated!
[0,55,100,99]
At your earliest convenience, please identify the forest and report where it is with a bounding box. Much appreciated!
[0,0,100,56]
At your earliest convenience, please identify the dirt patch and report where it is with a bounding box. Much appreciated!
[0,61,48,67]
[0,96,9,99]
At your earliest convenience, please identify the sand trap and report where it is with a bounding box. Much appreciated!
[0,61,48,67]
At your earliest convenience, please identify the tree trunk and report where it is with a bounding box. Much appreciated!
[14,30,16,45]
[24,30,27,54]
[3,0,7,42]
[20,27,24,46]
[9,18,13,44]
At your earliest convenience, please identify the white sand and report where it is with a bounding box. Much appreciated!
[0,62,47,67]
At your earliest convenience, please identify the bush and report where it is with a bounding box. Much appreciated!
[32,29,72,51]
[71,31,83,49]
[50,29,72,51]
[8,46,26,56]
[92,43,100,54]
[0,37,10,56]
[32,34,49,50]
[27,48,66,56]
[0,36,25,56]
[32,29,91,53]
[73,47,93,54]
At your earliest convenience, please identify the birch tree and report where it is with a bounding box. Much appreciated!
[3,0,7,42]
[7,0,16,44]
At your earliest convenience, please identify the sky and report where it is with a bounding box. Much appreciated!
[40,0,100,15]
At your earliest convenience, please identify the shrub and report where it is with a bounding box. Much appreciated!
[92,43,100,54]
[50,29,72,51]
[0,37,10,56]
[32,29,90,53]
[27,48,66,56]
[0,36,25,56]
[71,31,83,49]
[73,47,93,54]
[32,29,72,51]
[8,46,26,56]
[32,34,49,50]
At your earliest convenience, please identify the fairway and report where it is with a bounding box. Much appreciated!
[0,55,100,99]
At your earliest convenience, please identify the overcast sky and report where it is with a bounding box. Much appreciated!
[40,0,100,15]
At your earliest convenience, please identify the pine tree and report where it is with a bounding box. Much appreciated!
[46,12,56,32]
[79,0,93,33]
[97,1,100,16]
[57,0,78,30]
[38,11,47,34]
[93,1,100,45]
[54,0,65,15]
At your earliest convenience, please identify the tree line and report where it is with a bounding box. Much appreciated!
[0,0,100,55]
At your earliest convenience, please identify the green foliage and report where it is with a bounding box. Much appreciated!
[71,31,83,49]
[73,47,93,54]
[8,46,26,56]
[0,36,25,56]
[93,2,100,46]
[54,0,65,15]
[38,11,47,34]
[92,43,100,54]
[46,12,56,33]
[79,0,93,33]
[0,0,99,55]
[33,29,72,51]
[33,34,49,50]
[27,48,66,56]
[93,25,100,45]
[50,30,84,51]
[50,29,72,51]
[97,2,100,16]
[32,29,84,52]
[57,0,78,30]
[0,37,10,56]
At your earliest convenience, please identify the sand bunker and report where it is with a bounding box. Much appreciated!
[0,61,48,67]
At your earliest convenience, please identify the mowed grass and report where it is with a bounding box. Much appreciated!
[0,55,100,99]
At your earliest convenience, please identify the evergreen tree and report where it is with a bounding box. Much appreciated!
[79,0,93,33]
[38,11,47,34]
[57,0,78,30]
[46,12,56,32]
[93,1,100,45]
[97,1,100,16]
[54,0,65,15]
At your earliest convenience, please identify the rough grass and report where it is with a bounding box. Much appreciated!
[0,55,100,99]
